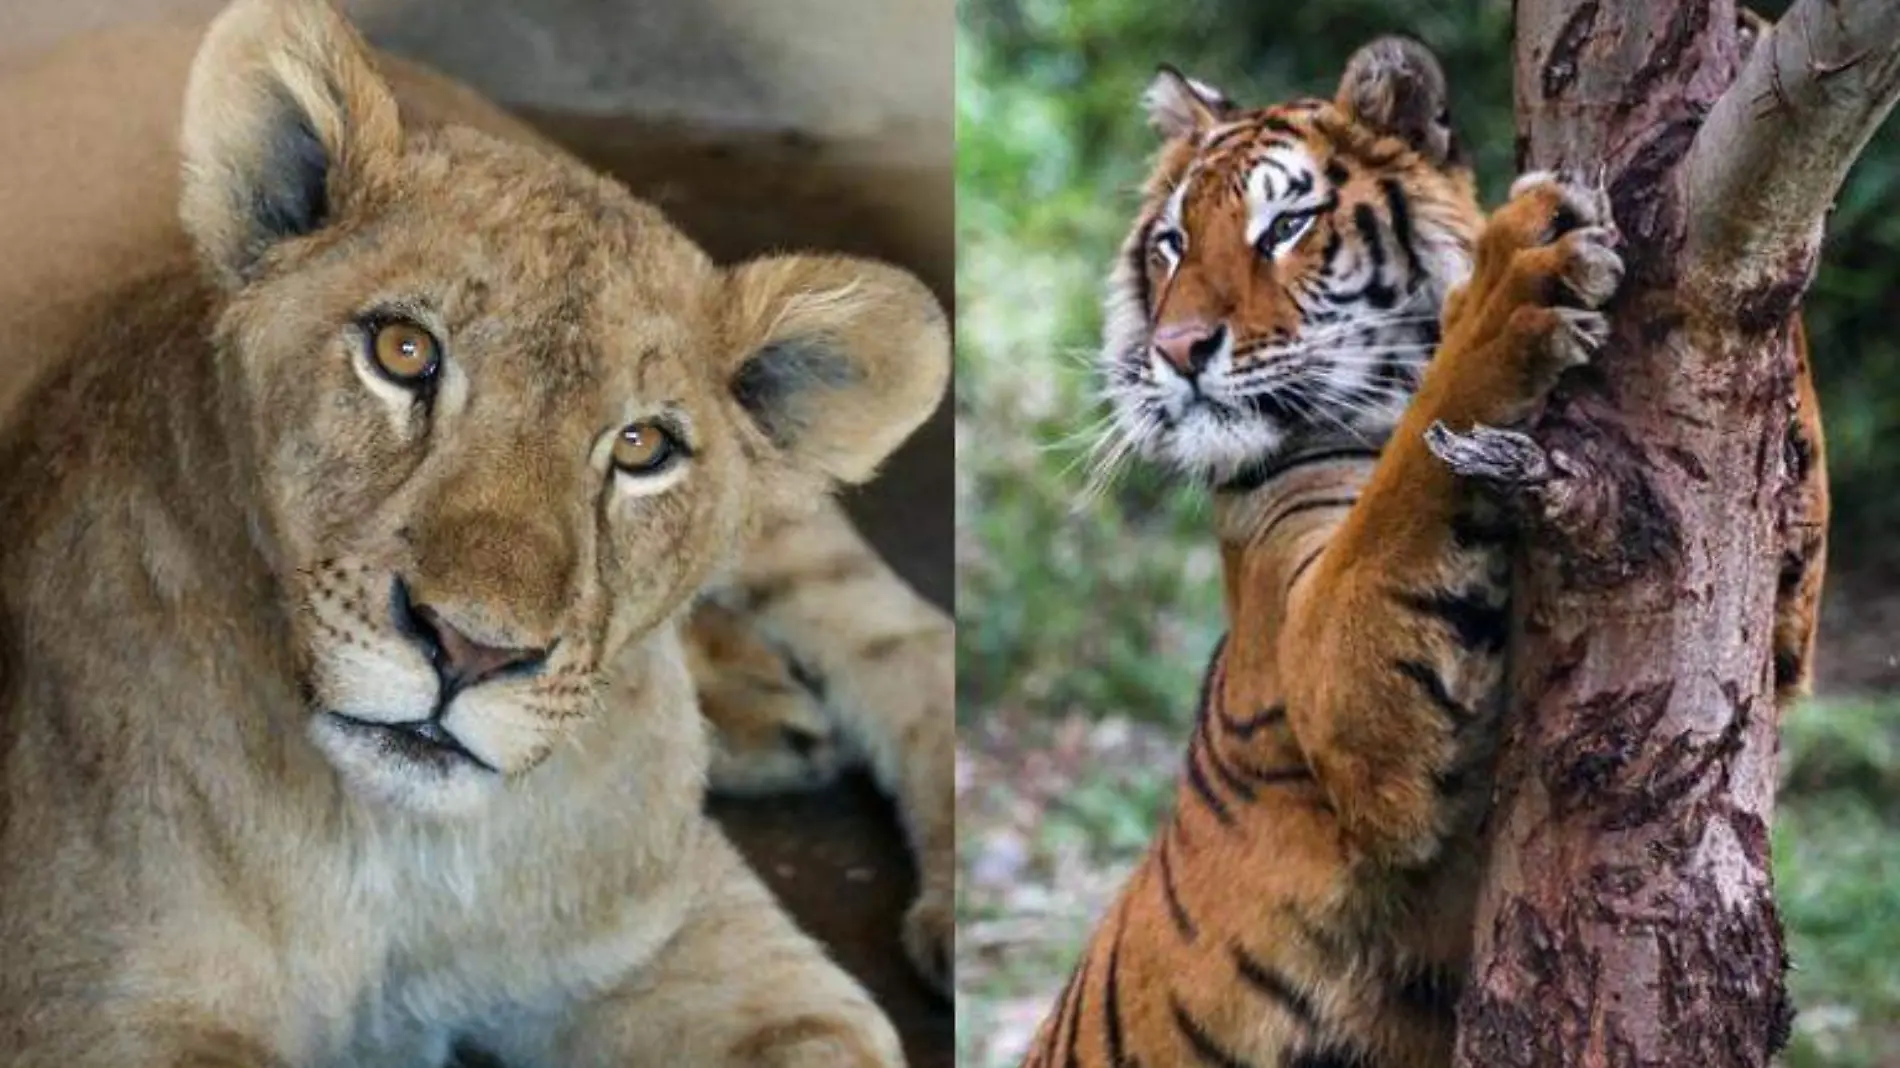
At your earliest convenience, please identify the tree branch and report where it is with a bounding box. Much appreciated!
[1684,0,1900,298]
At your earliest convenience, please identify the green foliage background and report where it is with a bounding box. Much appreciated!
[957,0,1900,728]
[955,1,1900,1064]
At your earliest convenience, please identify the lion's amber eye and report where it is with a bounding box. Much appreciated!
[370,321,440,385]
[612,421,681,475]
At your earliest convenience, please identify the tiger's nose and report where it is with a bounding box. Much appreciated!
[1153,322,1226,378]
[390,577,551,697]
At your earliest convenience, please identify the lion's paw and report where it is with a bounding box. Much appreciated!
[728,1013,903,1068]
[700,663,853,797]
[902,888,953,997]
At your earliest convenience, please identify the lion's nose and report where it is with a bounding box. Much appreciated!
[390,577,551,697]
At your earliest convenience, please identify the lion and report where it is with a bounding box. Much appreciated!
[0,0,949,1064]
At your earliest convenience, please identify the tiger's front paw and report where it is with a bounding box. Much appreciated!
[1436,173,1624,427]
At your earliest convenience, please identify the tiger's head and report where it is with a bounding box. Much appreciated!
[1102,38,1482,485]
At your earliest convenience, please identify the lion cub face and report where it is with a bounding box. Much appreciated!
[177,0,947,814]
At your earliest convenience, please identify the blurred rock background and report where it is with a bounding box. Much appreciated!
[955,2,1900,1065]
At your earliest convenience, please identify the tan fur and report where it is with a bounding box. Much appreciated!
[1024,38,1830,1068]
[697,503,958,988]
[0,1,956,998]
[0,1,946,1064]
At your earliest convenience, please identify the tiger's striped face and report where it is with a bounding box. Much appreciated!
[1102,55,1483,485]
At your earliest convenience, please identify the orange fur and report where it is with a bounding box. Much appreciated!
[1025,38,1829,1068]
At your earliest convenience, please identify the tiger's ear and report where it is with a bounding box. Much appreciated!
[179,0,401,288]
[1143,65,1233,140]
[1335,37,1459,167]
[725,255,949,491]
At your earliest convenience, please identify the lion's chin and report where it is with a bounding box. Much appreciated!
[309,712,504,817]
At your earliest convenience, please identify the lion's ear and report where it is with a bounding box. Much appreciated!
[1335,37,1459,167]
[178,0,400,288]
[724,255,949,488]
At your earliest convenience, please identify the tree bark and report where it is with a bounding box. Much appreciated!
[1454,1,1900,1065]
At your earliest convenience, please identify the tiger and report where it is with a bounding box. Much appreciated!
[1020,36,1828,1068]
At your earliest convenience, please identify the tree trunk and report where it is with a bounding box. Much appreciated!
[1453,1,1900,1065]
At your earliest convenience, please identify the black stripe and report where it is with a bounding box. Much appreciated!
[1286,1048,1378,1068]
[1319,223,1344,275]
[1156,834,1199,942]
[1345,204,1399,309]
[1380,177,1427,280]
[1392,962,1462,1017]
[1194,635,1229,720]
[1450,510,1512,549]
[1234,760,1315,787]
[1184,742,1237,827]
[1172,998,1260,1068]
[1230,942,1320,1028]
[1353,204,1386,271]
[1261,116,1301,137]
[1030,962,1081,1067]
[1172,808,1194,849]
[1348,279,1400,310]
[1104,908,1136,1067]
[1202,123,1252,154]
[1257,496,1360,544]
[1197,716,1258,801]
[1324,160,1350,187]
[1393,658,1472,724]
[1217,702,1286,740]
[1132,217,1156,316]
[1394,588,1508,653]
[1286,544,1327,591]
[1219,446,1379,494]
[1057,946,1094,1068]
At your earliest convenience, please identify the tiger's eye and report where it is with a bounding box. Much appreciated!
[1265,214,1307,248]
[612,421,679,474]
[371,321,440,384]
